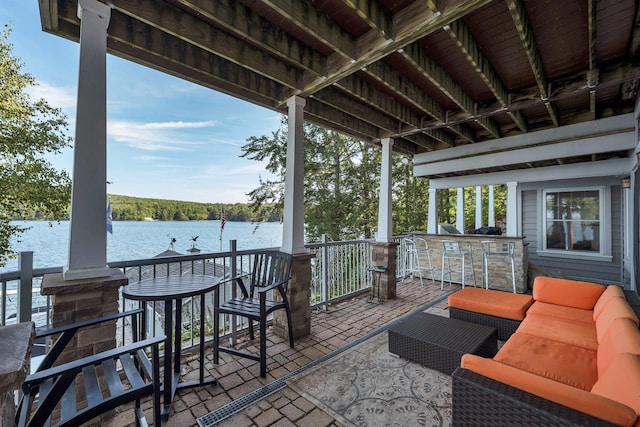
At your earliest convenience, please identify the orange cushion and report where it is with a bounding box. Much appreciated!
[447,287,533,321]
[517,312,598,350]
[592,353,640,419]
[597,317,640,376]
[526,301,593,324]
[460,354,637,426]
[593,285,626,320]
[533,277,605,309]
[596,297,639,342]
[495,332,597,391]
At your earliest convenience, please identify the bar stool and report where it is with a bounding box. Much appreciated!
[441,240,477,289]
[403,237,435,286]
[481,240,516,293]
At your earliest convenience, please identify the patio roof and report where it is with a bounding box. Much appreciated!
[39,0,640,175]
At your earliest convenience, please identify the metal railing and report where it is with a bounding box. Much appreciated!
[1,235,412,354]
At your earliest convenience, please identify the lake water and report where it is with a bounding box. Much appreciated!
[2,220,284,273]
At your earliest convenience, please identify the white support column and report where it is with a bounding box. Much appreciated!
[376,138,394,242]
[506,181,518,237]
[456,187,465,233]
[488,185,495,227]
[64,0,112,280]
[281,96,307,254]
[428,188,437,234]
[475,186,483,229]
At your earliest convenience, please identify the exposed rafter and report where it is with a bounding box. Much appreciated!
[363,61,475,143]
[444,20,527,132]
[109,0,302,89]
[401,43,501,138]
[292,0,495,96]
[506,0,559,126]
[171,0,327,75]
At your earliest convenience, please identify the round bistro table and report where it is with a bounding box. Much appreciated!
[122,274,220,420]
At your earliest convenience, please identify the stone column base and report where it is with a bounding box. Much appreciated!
[40,268,127,424]
[371,241,399,300]
[0,322,34,427]
[273,252,314,340]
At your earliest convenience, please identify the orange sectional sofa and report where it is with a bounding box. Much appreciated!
[451,277,640,426]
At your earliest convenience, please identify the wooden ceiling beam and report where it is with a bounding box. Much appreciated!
[170,0,327,75]
[70,12,287,110]
[312,86,401,132]
[259,0,357,59]
[444,20,528,132]
[334,74,454,146]
[294,0,494,97]
[401,43,501,138]
[364,61,475,143]
[305,99,382,139]
[424,62,640,130]
[506,0,559,127]
[342,0,393,38]
[108,0,302,89]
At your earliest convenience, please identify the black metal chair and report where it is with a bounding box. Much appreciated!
[213,251,294,378]
[16,309,165,427]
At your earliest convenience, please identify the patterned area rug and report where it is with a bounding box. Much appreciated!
[286,331,452,426]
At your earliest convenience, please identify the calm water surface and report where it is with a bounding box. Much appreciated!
[2,220,283,273]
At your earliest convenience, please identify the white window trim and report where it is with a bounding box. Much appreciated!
[537,186,612,261]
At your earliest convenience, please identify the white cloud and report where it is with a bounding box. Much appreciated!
[144,120,217,129]
[28,82,76,111]
[108,120,217,151]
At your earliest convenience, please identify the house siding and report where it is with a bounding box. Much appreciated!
[522,184,622,286]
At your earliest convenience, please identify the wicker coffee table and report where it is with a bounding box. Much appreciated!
[388,312,498,375]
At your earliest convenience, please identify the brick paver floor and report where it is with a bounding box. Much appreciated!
[104,278,460,427]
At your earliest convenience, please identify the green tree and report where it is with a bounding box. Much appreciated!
[0,28,72,266]
[241,118,420,242]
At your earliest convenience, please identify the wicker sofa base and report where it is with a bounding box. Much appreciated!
[388,312,497,375]
[449,307,521,341]
[452,367,616,427]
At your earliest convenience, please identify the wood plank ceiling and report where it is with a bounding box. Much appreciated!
[39,0,640,176]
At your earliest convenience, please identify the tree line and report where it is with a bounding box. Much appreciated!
[107,195,279,222]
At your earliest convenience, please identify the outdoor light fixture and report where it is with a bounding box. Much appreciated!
[621,177,631,189]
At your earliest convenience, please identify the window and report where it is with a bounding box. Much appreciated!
[543,188,601,253]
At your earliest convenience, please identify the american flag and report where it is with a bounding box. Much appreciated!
[221,207,227,230]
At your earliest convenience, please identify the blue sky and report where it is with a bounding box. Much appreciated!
[1,1,282,204]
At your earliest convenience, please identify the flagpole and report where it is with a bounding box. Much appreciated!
[219,206,224,252]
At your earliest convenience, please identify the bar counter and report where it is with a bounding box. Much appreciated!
[408,233,528,293]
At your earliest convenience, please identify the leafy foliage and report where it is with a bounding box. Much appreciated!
[241,119,426,242]
[0,28,72,266]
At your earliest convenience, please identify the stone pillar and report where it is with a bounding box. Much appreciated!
[273,253,314,340]
[0,322,34,426]
[371,242,399,299]
[41,268,127,365]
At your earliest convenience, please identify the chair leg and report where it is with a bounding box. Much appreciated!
[259,317,267,378]
[248,319,255,341]
[213,310,219,364]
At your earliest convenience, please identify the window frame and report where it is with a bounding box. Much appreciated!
[539,186,612,261]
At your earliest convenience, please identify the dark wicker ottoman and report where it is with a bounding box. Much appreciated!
[388,312,498,375]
